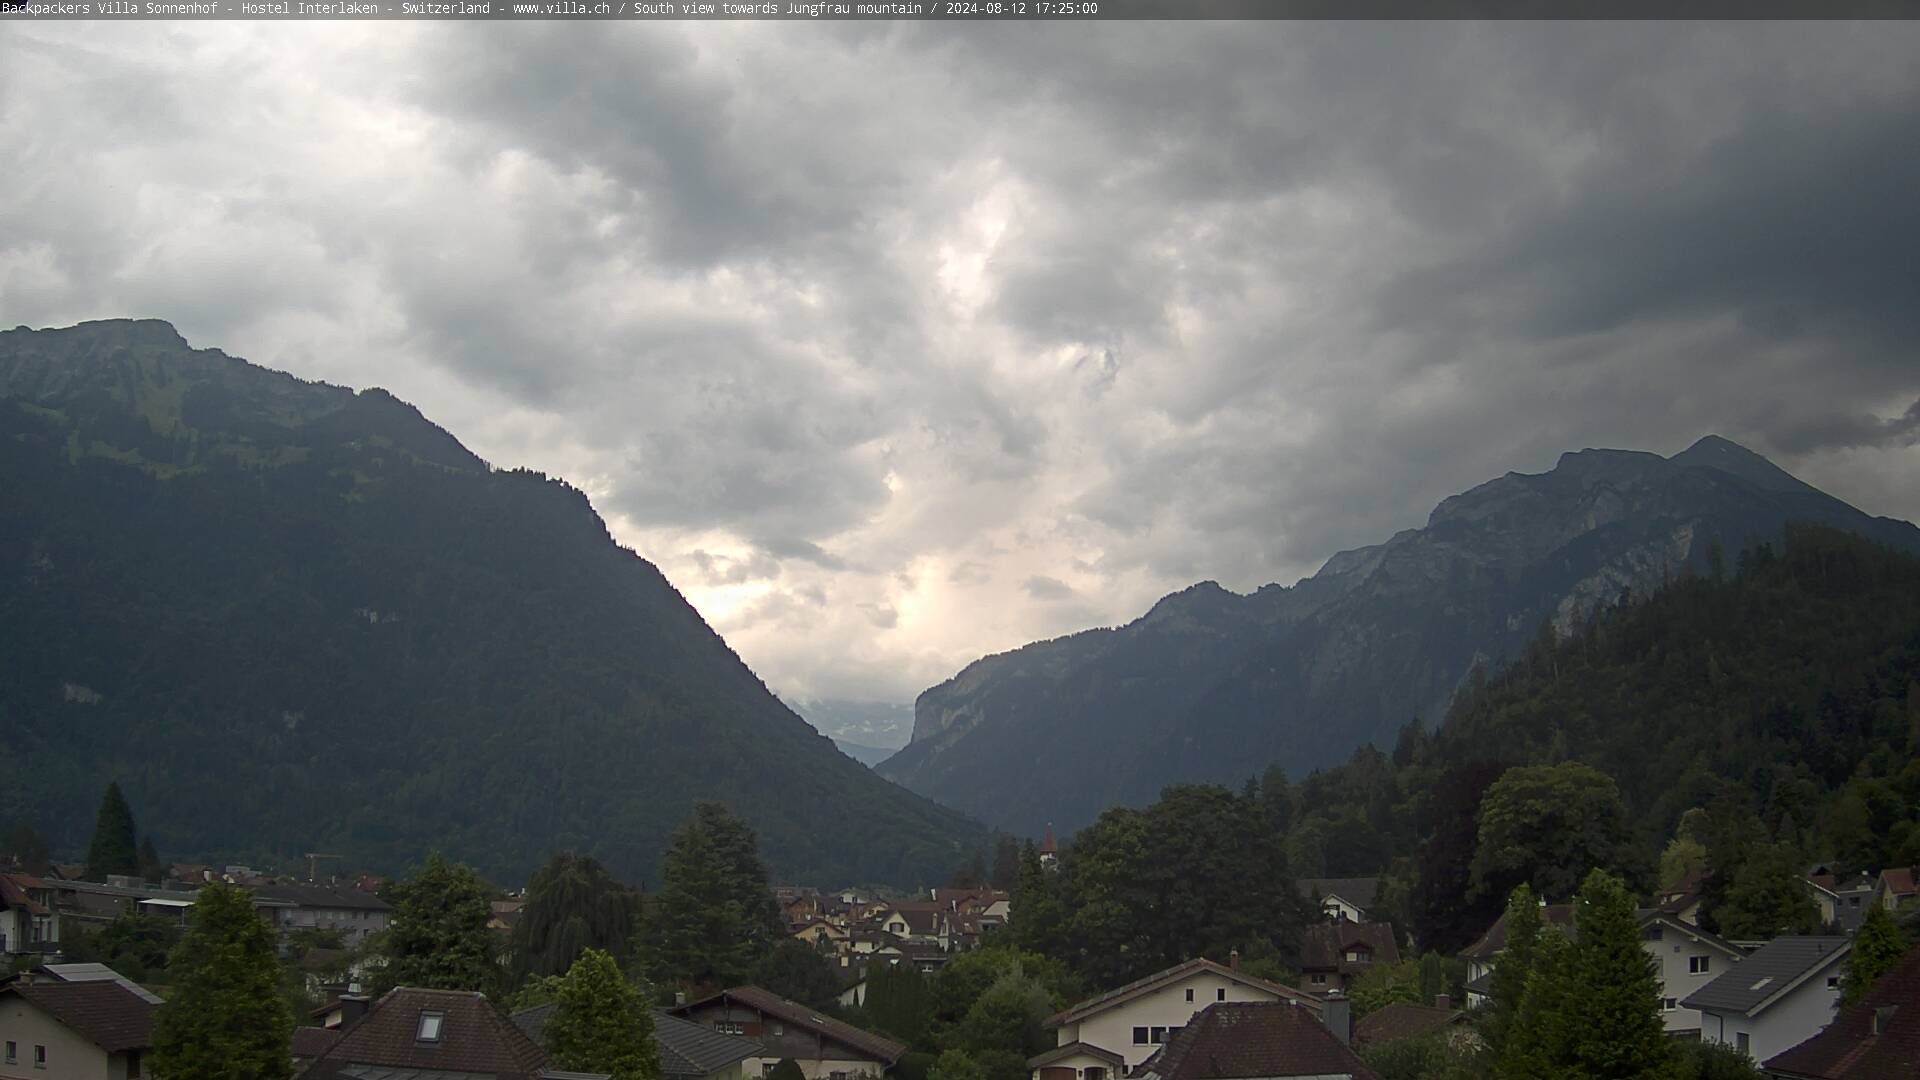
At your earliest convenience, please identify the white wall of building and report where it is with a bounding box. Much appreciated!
[1053,972,1307,1069]
[1698,960,1845,1065]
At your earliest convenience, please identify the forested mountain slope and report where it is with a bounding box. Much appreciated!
[0,319,982,886]
[881,437,1920,836]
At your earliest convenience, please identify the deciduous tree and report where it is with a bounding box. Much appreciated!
[376,852,500,995]
[544,947,660,1080]
[151,881,293,1080]
[1840,904,1909,1006]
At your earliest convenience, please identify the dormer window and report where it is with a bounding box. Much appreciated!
[417,1011,445,1043]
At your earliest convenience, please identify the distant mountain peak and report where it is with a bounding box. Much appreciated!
[1669,433,1820,496]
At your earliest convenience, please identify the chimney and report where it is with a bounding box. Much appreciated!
[1229,949,1240,971]
[1321,991,1351,1046]
[1434,994,1451,1011]
[337,994,371,1030]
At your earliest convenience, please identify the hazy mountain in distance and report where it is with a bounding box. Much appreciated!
[785,697,915,750]
[879,436,1920,837]
[0,319,983,886]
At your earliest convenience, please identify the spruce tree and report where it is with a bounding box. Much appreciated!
[150,881,293,1080]
[544,947,660,1080]
[377,852,500,995]
[1569,869,1674,1080]
[1840,904,1910,1006]
[1501,928,1576,1080]
[1486,883,1540,1056]
[84,781,139,881]
[637,803,781,991]
[137,836,165,883]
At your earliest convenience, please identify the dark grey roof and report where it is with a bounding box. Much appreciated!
[653,1010,764,1077]
[1680,936,1850,1017]
[1298,878,1384,910]
[252,882,394,912]
[511,1003,760,1079]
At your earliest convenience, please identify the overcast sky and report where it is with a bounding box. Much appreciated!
[5,23,1918,709]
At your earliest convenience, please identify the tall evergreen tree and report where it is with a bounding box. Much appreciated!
[637,803,782,991]
[1840,904,1910,1006]
[510,853,642,986]
[1485,884,1540,1057]
[1569,869,1674,1080]
[83,780,139,881]
[137,836,165,883]
[989,835,1021,892]
[544,947,660,1080]
[1501,928,1577,1080]
[1009,840,1066,958]
[377,852,500,995]
[150,881,293,1080]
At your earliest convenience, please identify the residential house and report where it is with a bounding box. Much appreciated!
[1639,913,1748,1034]
[32,963,163,1005]
[1034,956,1323,1079]
[1681,936,1851,1064]
[1763,943,1920,1079]
[1873,867,1919,913]
[875,903,949,949]
[0,875,59,961]
[516,1004,763,1080]
[1299,922,1400,994]
[794,921,850,949]
[1297,879,1385,924]
[1125,1001,1375,1080]
[1352,997,1473,1049]
[251,882,393,948]
[1653,871,1706,927]
[0,971,155,1079]
[1806,873,1877,934]
[670,985,906,1080]
[297,986,598,1080]
[1461,904,1578,1007]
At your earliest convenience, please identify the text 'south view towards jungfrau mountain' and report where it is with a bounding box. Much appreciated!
[4,14,1920,1080]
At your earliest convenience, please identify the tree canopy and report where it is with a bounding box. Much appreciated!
[543,947,660,1080]
[511,853,642,986]
[376,852,500,996]
[637,802,785,992]
[150,881,293,1080]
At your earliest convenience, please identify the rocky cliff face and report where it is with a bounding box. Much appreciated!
[878,436,1920,836]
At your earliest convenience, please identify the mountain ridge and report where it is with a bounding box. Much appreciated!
[880,433,1920,836]
[0,319,983,887]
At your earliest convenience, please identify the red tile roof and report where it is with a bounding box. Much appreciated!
[0,872,49,915]
[673,986,906,1066]
[1764,944,1920,1079]
[0,979,155,1052]
[292,1026,343,1059]
[1882,867,1920,898]
[1132,1002,1378,1080]
[299,987,551,1080]
[1352,1001,1462,1047]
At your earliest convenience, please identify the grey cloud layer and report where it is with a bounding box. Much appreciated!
[4,22,1917,704]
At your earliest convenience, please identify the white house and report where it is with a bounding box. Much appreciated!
[1297,878,1384,924]
[1681,935,1850,1065]
[1030,957,1322,1080]
[1639,913,1748,1034]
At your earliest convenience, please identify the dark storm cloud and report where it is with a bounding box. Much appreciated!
[6,22,1919,702]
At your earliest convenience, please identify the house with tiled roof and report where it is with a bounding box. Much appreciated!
[1352,997,1472,1049]
[0,971,155,1079]
[1874,867,1920,913]
[1803,872,1877,934]
[670,985,905,1080]
[252,882,394,948]
[1298,878,1386,924]
[1128,1001,1376,1080]
[1031,957,1322,1080]
[1764,943,1920,1079]
[1299,921,1399,994]
[1460,903,1578,1006]
[0,873,59,960]
[515,1003,763,1080]
[1681,935,1851,1065]
[298,985,597,1080]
